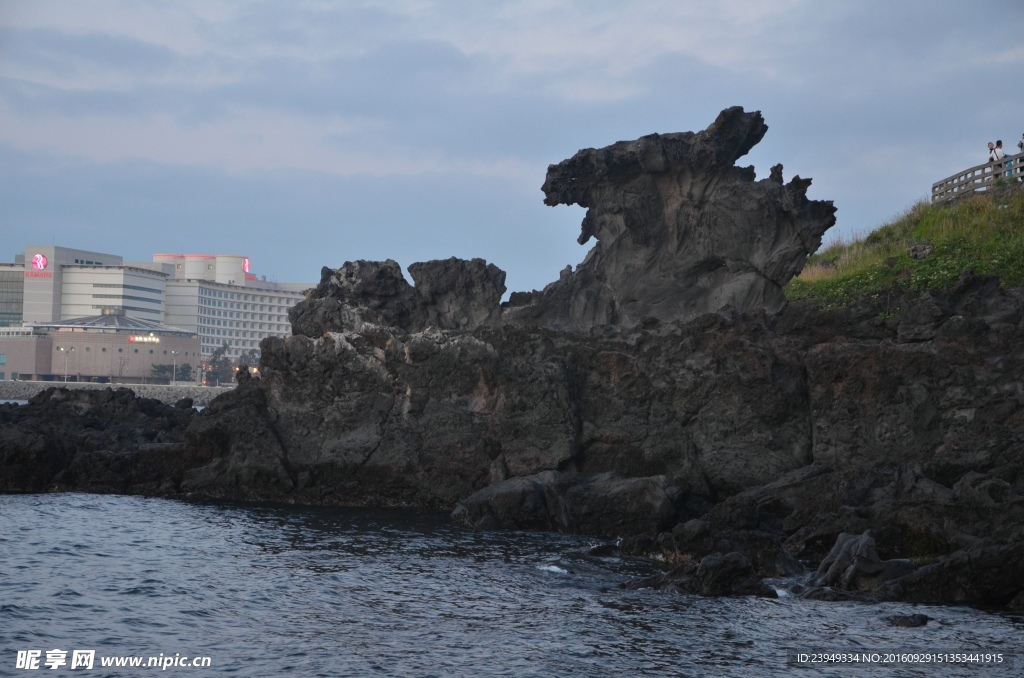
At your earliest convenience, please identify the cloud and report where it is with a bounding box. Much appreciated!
[0,27,179,84]
[0,142,586,294]
[1,0,1023,292]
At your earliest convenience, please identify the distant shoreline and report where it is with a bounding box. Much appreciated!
[0,380,234,406]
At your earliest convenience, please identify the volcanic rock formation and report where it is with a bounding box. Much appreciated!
[290,107,836,337]
[291,257,506,337]
[505,106,836,331]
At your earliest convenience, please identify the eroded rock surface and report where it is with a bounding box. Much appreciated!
[291,257,506,337]
[506,106,836,331]
[293,107,835,336]
[0,387,196,494]
[621,551,777,598]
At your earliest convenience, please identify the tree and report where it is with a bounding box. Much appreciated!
[150,364,173,381]
[176,363,193,382]
[204,343,233,386]
[238,349,260,368]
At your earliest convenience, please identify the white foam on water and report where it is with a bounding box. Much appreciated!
[537,564,569,574]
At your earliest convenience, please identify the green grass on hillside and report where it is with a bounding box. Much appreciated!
[786,188,1024,310]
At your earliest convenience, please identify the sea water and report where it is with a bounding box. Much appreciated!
[1,494,1020,676]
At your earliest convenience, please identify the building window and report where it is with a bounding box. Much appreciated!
[93,283,162,294]
[0,354,4,364]
[102,348,107,352]
[118,348,123,353]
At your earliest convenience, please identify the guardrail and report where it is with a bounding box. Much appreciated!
[932,154,1024,202]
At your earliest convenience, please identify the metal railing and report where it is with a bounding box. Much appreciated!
[932,153,1024,202]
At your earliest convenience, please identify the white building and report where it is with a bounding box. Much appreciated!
[154,254,308,359]
[60,265,167,321]
[2,245,313,367]
[17,245,165,325]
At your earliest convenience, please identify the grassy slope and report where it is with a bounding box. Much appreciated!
[786,187,1024,310]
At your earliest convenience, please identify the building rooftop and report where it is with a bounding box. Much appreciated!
[27,314,196,337]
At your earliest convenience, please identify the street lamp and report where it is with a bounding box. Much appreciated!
[171,350,179,386]
[57,346,75,382]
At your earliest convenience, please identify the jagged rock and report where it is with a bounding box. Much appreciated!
[408,258,507,331]
[621,551,777,598]
[878,541,1024,606]
[662,496,804,577]
[885,614,929,627]
[810,531,915,592]
[290,260,416,336]
[0,387,195,494]
[181,379,299,501]
[452,471,683,537]
[505,106,836,332]
[290,257,505,336]
[694,551,778,597]
[292,109,833,336]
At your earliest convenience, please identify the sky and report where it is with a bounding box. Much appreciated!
[1,1,1022,294]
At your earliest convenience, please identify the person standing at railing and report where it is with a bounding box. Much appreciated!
[986,142,999,181]
[1017,134,1024,181]
[994,140,1011,178]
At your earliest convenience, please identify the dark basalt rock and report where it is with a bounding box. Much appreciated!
[877,541,1024,607]
[291,257,506,336]
[809,531,915,592]
[621,551,777,598]
[885,614,929,628]
[507,106,836,332]
[290,107,834,337]
[0,387,195,494]
[451,471,683,536]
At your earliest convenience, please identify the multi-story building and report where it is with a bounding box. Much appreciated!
[0,314,201,383]
[2,245,159,327]
[0,263,24,327]
[0,245,313,380]
[154,254,308,360]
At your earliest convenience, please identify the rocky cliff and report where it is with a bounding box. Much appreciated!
[291,257,506,337]
[3,109,1022,608]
